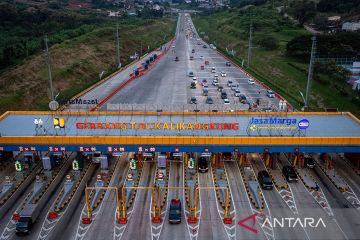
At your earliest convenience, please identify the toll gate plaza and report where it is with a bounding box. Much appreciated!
[0,111,359,153]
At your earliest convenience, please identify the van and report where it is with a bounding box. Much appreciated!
[169,199,182,223]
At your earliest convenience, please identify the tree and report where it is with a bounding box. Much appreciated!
[290,0,316,25]
[256,34,279,50]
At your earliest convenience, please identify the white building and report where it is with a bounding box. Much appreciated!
[342,22,360,31]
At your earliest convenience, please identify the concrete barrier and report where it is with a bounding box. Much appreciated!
[0,165,42,217]
[47,163,97,240]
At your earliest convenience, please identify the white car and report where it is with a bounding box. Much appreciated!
[192,77,197,84]
[231,84,238,90]
[248,78,255,85]
[221,71,227,77]
[212,81,219,86]
[214,74,219,80]
[200,56,204,59]
[234,89,241,97]
[224,99,230,104]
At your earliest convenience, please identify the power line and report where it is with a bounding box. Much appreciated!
[247,23,253,67]
[305,36,317,108]
[44,35,54,101]
[116,23,121,68]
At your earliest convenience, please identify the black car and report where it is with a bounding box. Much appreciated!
[221,92,227,99]
[191,49,195,53]
[203,45,207,48]
[190,82,196,89]
[206,97,213,104]
[239,94,247,103]
[226,62,231,66]
[169,199,181,224]
[258,170,273,190]
[304,155,315,168]
[282,166,298,182]
[217,85,224,92]
[174,56,179,61]
[190,97,197,104]
[198,157,208,173]
[190,56,194,60]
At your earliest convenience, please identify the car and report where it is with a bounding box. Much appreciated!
[226,62,231,66]
[203,83,208,88]
[188,71,194,77]
[200,65,204,70]
[221,92,227,99]
[258,170,273,190]
[169,199,182,224]
[282,166,298,182]
[206,97,213,104]
[217,85,224,92]
[191,49,195,53]
[190,82,196,89]
[200,56,204,59]
[266,90,275,98]
[231,83,238,90]
[221,71,227,77]
[190,56,194,60]
[172,45,175,48]
[205,60,209,65]
[203,45,207,48]
[203,88,208,96]
[234,89,241,97]
[248,78,255,85]
[239,94,247,103]
[198,157,208,172]
[190,97,197,104]
[304,155,315,168]
[214,74,219,80]
[227,80,233,87]
[192,77,197,84]
[261,107,273,112]
[174,56,179,62]
[212,80,219,86]
[201,79,207,85]
[224,98,230,104]
[197,38,200,41]
[197,42,201,45]
[211,67,216,73]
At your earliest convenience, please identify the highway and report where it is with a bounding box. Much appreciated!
[76,12,281,111]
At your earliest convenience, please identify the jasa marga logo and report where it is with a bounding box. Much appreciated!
[249,117,297,126]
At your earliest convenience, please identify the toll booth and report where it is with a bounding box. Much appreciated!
[92,151,101,163]
[170,152,181,160]
[143,152,155,161]
[0,151,13,161]
[23,152,37,166]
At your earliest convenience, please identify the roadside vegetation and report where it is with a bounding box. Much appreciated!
[193,4,360,116]
[0,7,176,112]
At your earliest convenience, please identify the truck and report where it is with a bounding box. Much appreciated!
[16,204,40,234]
